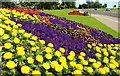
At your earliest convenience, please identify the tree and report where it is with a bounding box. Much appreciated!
[78,4,82,9]
[113,5,116,8]
[82,3,89,9]
[2,2,15,8]
[61,0,76,8]
[103,3,107,8]
[93,1,102,8]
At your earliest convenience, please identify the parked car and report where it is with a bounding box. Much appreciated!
[94,8,97,10]
[105,8,111,11]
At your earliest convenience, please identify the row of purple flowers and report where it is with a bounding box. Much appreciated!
[11,18,95,59]
[10,11,120,58]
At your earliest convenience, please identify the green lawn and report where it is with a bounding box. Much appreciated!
[40,9,120,38]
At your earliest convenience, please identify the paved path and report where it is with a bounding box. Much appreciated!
[82,9,119,18]
[91,14,119,33]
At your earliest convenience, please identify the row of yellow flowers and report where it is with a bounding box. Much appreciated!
[0,8,120,75]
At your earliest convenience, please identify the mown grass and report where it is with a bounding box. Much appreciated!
[40,9,120,38]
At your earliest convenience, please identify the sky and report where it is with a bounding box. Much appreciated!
[75,0,119,8]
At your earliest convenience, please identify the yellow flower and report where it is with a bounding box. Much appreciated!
[3,52,12,59]
[47,43,54,48]
[108,45,112,50]
[55,50,61,57]
[12,32,17,36]
[36,55,43,62]
[78,55,84,60]
[59,56,66,62]
[109,56,115,60]
[55,65,63,72]
[0,28,4,36]
[10,21,16,25]
[103,51,109,57]
[61,62,68,69]
[16,47,25,55]
[1,24,7,29]
[103,57,109,64]
[113,62,119,67]
[51,61,58,68]
[95,53,102,58]
[17,50,25,56]
[31,36,38,41]
[86,67,93,73]
[70,61,76,67]
[45,47,52,53]
[81,60,88,65]
[115,44,118,47]
[39,40,45,45]
[101,48,107,52]
[21,66,30,74]
[59,47,65,53]
[6,26,12,31]
[116,70,120,75]
[13,25,18,29]
[46,72,54,76]
[14,37,20,44]
[12,28,18,32]
[96,61,101,66]
[73,70,82,75]
[87,44,92,48]
[92,63,100,69]
[27,57,34,64]
[4,43,12,49]
[114,47,118,50]
[31,47,37,51]
[24,33,31,38]
[109,63,116,69]
[17,24,22,27]
[75,64,83,70]
[2,34,9,40]
[32,70,41,75]
[110,50,116,55]
[104,67,110,73]
[43,62,50,70]
[89,58,96,63]
[110,59,116,63]
[67,55,74,60]
[18,29,25,33]
[110,44,114,46]
[92,43,96,46]
[29,41,35,46]
[98,43,103,47]
[6,61,16,69]
[98,68,106,74]
[104,44,107,47]
[36,46,40,50]
[95,46,101,53]
[69,51,75,57]
[80,52,86,56]
[45,54,52,59]
[16,46,24,51]
[4,20,10,24]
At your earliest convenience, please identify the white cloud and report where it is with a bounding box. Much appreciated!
[75,0,86,4]
[99,0,119,3]
[75,0,119,3]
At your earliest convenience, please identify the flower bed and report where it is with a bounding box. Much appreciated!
[0,8,120,75]
[8,8,40,15]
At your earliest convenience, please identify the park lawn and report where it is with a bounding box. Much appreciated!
[41,9,120,38]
